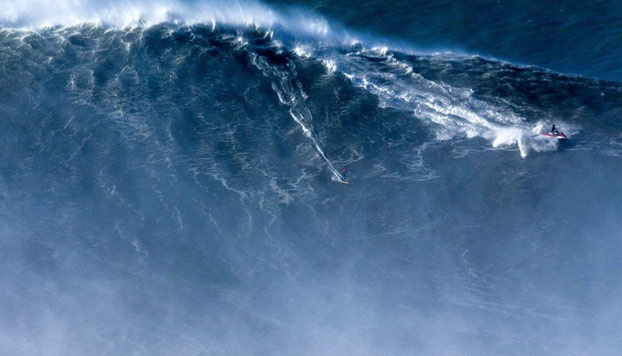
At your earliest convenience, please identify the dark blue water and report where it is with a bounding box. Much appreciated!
[270,0,622,82]
[1,1,622,355]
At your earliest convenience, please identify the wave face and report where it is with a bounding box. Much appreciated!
[1,3,622,356]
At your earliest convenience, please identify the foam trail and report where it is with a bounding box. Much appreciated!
[289,109,345,181]
[251,53,345,182]
[325,47,566,157]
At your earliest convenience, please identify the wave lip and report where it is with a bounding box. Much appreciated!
[1,1,267,28]
[1,0,334,40]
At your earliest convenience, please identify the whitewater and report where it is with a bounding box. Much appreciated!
[1,1,622,355]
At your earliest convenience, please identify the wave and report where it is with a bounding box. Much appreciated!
[2,1,621,167]
[3,3,622,356]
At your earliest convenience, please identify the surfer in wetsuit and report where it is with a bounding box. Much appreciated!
[551,124,559,135]
[341,167,348,180]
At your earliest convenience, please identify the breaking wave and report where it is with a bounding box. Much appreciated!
[2,1,622,355]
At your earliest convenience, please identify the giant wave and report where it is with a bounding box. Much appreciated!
[1,1,622,355]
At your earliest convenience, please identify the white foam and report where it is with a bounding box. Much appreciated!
[2,1,274,28]
[0,0,334,42]
[293,45,311,58]
[371,46,388,56]
[491,127,531,158]
[320,59,337,74]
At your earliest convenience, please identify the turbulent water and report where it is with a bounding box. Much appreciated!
[1,1,622,355]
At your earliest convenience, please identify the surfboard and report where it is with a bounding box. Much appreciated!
[341,181,349,185]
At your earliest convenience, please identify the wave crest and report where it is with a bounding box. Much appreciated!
[1,0,331,39]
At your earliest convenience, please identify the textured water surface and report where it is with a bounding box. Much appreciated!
[1,1,622,355]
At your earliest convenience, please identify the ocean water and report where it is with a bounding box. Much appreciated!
[271,0,622,81]
[1,1,622,355]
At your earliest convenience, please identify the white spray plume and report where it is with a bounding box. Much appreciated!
[0,0,331,38]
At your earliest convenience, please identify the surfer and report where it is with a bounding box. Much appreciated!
[551,124,559,135]
[341,167,348,180]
